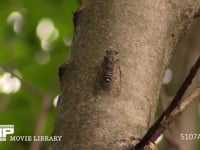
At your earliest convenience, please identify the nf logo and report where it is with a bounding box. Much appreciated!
[0,125,14,141]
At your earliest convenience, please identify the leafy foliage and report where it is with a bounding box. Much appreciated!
[0,1,79,149]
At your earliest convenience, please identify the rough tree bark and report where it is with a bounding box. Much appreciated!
[51,0,200,149]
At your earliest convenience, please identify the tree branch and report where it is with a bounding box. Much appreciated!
[135,56,200,150]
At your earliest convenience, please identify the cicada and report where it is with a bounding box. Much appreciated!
[94,50,121,96]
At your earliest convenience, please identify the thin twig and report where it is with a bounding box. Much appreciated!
[30,79,58,150]
[30,95,52,150]
[0,95,11,112]
[170,87,200,119]
[164,130,185,150]
[135,56,200,150]
[161,88,200,150]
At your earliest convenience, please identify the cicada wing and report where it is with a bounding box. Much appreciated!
[93,64,103,95]
[111,62,121,96]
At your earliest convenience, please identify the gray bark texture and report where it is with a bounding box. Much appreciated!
[51,0,200,149]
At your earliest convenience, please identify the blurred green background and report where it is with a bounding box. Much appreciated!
[0,1,79,150]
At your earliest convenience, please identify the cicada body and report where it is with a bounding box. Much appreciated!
[94,50,121,96]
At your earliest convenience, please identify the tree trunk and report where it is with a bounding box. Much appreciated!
[51,0,200,149]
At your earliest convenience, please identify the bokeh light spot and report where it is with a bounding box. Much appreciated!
[53,95,59,107]
[155,134,163,144]
[7,11,24,34]
[0,72,21,94]
[63,37,72,47]
[36,18,59,51]
[163,68,173,84]
[34,51,50,65]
